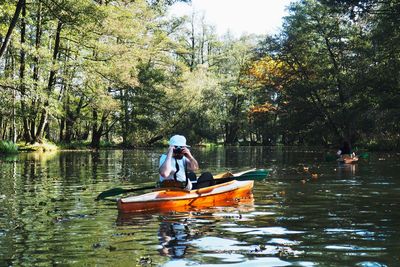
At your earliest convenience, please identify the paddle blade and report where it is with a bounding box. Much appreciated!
[236,169,270,181]
[95,185,156,201]
[96,188,128,201]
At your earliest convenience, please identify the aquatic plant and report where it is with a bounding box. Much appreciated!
[0,140,19,154]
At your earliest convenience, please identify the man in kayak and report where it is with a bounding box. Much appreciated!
[159,135,215,190]
[337,140,352,156]
[159,135,199,190]
[337,140,356,161]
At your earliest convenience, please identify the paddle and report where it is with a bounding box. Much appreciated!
[95,185,156,201]
[213,169,270,184]
[217,169,269,180]
[95,169,268,201]
[358,152,369,159]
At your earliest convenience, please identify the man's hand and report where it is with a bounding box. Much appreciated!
[181,147,193,159]
[167,145,175,156]
[181,147,198,171]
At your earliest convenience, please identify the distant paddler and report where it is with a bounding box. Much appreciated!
[336,140,358,164]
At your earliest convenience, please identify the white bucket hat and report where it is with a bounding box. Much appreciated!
[168,135,190,147]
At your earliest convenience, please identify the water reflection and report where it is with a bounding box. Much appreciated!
[117,203,256,261]
[336,161,357,175]
[158,219,191,258]
[1,148,400,266]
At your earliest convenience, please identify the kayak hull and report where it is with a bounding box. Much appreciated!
[118,180,254,213]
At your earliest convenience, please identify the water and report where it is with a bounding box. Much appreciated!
[0,147,399,266]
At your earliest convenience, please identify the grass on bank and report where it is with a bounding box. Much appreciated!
[17,141,58,152]
[0,141,19,154]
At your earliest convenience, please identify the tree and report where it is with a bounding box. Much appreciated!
[0,0,24,59]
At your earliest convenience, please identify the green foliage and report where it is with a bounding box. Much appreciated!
[249,0,400,149]
[364,138,400,152]
[0,0,398,150]
[0,141,18,154]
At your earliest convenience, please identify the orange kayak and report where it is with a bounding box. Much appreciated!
[117,179,254,213]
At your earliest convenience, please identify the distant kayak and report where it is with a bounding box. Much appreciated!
[337,156,359,164]
[118,173,254,213]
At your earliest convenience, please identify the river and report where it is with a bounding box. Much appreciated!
[0,147,399,266]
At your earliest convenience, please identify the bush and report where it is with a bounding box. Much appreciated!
[364,138,400,152]
[0,140,19,154]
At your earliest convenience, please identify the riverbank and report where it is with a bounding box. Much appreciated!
[1,138,398,155]
[17,141,58,152]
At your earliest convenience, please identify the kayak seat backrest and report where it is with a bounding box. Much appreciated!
[215,177,234,185]
[186,171,197,182]
[195,172,215,189]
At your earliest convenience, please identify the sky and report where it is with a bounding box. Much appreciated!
[169,0,295,37]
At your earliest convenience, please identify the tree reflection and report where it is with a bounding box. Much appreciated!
[117,196,255,259]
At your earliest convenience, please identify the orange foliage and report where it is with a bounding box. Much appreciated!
[247,56,291,90]
[249,102,277,115]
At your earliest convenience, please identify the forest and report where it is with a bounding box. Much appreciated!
[0,0,399,150]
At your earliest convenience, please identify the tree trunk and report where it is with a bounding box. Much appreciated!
[59,117,65,142]
[225,123,239,145]
[19,1,31,142]
[91,110,101,148]
[5,36,17,143]
[0,0,24,59]
[12,87,17,143]
[28,2,41,142]
[65,97,84,143]
[90,110,111,148]
[45,121,50,140]
[65,116,74,143]
[121,88,128,146]
[32,2,42,87]
[35,21,62,142]
[2,121,8,140]
[190,12,195,71]
[225,94,242,144]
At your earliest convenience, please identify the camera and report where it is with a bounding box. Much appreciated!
[173,146,183,154]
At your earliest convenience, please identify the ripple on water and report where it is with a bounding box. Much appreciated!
[162,257,292,267]
[267,238,301,246]
[188,237,304,260]
[225,226,304,235]
[356,262,388,267]
[202,253,245,263]
[250,211,275,216]
[211,212,254,221]
[276,216,305,222]
[189,236,246,251]
[325,228,358,233]
[325,245,386,251]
